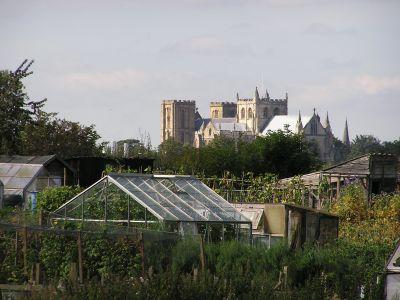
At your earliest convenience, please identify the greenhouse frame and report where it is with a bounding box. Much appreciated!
[51,173,252,242]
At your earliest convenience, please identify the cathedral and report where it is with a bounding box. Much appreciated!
[160,87,350,163]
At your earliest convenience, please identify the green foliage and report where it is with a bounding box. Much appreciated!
[349,134,384,158]
[0,61,104,158]
[156,131,320,178]
[330,185,400,245]
[170,238,200,274]
[200,172,306,204]
[0,62,35,154]
[37,186,82,212]
[382,138,400,156]
[27,238,389,299]
[21,111,104,158]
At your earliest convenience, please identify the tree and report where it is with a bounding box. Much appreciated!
[349,135,383,158]
[199,137,239,176]
[254,130,321,178]
[21,111,104,158]
[0,60,40,154]
[0,60,104,158]
[382,138,400,156]
[156,139,186,172]
[155,131,320,178]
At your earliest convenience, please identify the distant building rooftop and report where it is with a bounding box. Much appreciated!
[262,115,311,134]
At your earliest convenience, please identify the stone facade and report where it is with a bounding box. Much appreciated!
[160,100,196,145]
[210,102,237,119]
[302,112,335,163]
[236,88,288,133]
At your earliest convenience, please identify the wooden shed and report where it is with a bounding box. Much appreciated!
[0,155,76,208]
[322,153,398,201]
[385,241,400,299]
[280,153,399,206]
[233,202,339,249]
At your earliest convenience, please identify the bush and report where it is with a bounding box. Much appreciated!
[37,186,81,212]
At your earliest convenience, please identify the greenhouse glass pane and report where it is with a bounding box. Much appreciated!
[110,175,181,221]
[143,177,209,221]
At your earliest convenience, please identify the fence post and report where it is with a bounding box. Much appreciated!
[35,263,41,284]
[14,231,18,266]
[77,232,83,284]
[22,226,27,275]
[38,210,43,226]
[140,232,145,277]
[199,235,205,272]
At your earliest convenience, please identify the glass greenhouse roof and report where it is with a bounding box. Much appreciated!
[54,173,251,224]
[0,163,43,194]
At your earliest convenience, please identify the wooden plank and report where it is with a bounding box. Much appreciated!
[35,263,41,285]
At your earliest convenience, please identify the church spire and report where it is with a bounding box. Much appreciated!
[342,118,350,147]
[265,89,270,100]
[324,111,331,132]
[236,92,239,101]
[296,110,303,133]
[254,87,260,102]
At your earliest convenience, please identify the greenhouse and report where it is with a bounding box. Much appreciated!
[51,173,252,242]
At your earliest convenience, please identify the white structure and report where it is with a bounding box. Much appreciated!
[386,242,400,299]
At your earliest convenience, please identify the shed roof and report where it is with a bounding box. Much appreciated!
[0,155,75,195]
[322,154,371,176]
[0,155,56,165]
[322,153,398,176]
[54,173,251,224]
[0,164,43,195]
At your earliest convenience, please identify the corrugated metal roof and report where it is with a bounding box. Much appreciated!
[262,115,312,134]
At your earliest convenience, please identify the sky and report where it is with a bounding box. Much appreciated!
[1,0,399,146]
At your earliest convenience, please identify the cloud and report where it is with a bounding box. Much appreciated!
[161,35,248,56]
[355,75,400,95]
[304,23,356,36]
[319,57,360,69]
[293,74,400,108]
[61,69,198,90]
[63,69,151,89]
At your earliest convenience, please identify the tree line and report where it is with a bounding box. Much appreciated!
[156,132,321,178]
[1,60,399,178]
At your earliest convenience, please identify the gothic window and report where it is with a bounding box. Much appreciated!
[180,109,185,128]
[208,128,212,136]
[165,108,171,127]
[310,121,318,135]
[214,110,219,118]
[263,107,268,118]
[248,108,253,119]
[273,107,279,115]
[241,108,245,119]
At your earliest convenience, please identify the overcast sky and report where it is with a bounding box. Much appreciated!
[1,0,399,146]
